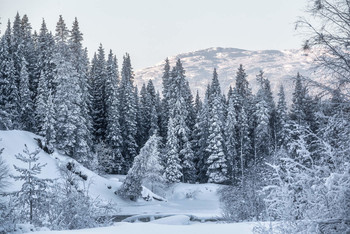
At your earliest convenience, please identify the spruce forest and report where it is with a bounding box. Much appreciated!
[0,1,350,233]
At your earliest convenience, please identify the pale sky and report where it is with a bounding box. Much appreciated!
[0,0,308,70]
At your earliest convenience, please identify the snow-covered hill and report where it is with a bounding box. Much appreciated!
[0,130,222,218]
[135,47,317,100]
[0,130,123,204]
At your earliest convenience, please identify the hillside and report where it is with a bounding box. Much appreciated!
[0,130,222,217]
[135,47,317,99]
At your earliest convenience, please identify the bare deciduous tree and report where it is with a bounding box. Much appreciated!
[297,0,350,97]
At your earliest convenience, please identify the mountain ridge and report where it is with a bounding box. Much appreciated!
[135,47,317,101]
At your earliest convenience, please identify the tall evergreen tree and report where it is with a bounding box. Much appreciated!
[18,58,32,130]
[160,58,171,139]
[35,19,55,101]
[42,93,56,153]
[206,69,228,184]
[290,73,307,125]
[193,86,211,182]
[69,18,93,152]
[164,117,183,183]
[0,21,20,128]
[105,50,123,173]
[119,54,138,171]
[275,85,288,149]
[53,16,87,162]
[167,59,195,182]
[90,44,107,141]
[237,106,250,185]
[225,89,239,184]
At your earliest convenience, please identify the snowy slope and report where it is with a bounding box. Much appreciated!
[135,47,317,100]
[0,130,222,218]
[0,130,123,205]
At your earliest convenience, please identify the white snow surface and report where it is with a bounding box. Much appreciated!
[149,215,190,225]
[0,130,222,218]
[31,222,259,234]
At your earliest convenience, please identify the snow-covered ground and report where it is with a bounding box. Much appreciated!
[0,130,243,233]
[31,221,260,234]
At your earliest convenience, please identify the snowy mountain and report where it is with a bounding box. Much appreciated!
[135,47,317,100]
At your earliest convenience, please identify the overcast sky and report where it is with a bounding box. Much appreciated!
[0,0,307,70]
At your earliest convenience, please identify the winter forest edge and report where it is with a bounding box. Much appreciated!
[0,1,350,233]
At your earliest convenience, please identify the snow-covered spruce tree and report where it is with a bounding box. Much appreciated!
[191,91,202,181]
[149,105,159,136]
[12,145,51,226]
[184,80,196,133]
[160,58,171,139]
[99,49,123,173]
[193,86,210,183]
[41,93,56,153]
[219,67,267,222]
[10,13,36,131]
[35,71,49,136]
[53,16,89,164]
[225,89,239,185]
[147,80,159,137]
[142,134,164,194]
[275,85,288,150]
[164,117,183,183]
[155,91,163,135]
[118,160,143,201]
[0,23,14,130]
[20,15,37,127]
[69,17,93,160]
[0,21,19,129]
[119,134,164,200]
[35,19,55,97]
[90,44,107,142]
[237,106,250,185]
[206,69,228,184]
[254,82,272,171]
[139,84,149,146]
[53,49,79,157]
[12,13,24,89]
[167,59,195,182]
[234,64,253,184]
[119,54,138,172]
[18,58,33,131]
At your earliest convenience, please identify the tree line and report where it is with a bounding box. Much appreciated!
[0,13,290,185]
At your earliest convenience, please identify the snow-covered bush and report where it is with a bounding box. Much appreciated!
[0,196,20,234]
[0,147,9,191]
[219,179,265,222]
[262,137,350,233]
[46,163,115,230]
[0,148,18,233]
